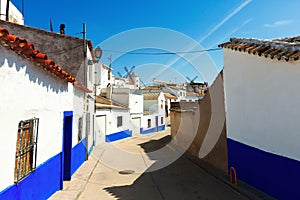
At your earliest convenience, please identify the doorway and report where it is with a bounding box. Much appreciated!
[62,111,73,182]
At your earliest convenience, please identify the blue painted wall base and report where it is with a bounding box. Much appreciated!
[227,138,300,200]
[71,138,87,176]
[140,125,165,134]
[0,153,62,200]
[106,130,132,142]
[140,127,156,134]
[158,125,165,131]
[0,138,88,200]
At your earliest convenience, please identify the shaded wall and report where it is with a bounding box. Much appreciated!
[0,20,86,82]
[170,72,227,173]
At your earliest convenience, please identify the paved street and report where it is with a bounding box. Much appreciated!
[50,128,270,200]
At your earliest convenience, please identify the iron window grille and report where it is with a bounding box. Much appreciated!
[14,118,39,183]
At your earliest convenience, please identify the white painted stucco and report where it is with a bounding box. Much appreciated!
[95,109,132,138]
[223,49,300,161]
[141,114,164,130]
[0,0,24,24]
[144,92,166,117]
[95,62,112,95]
[0,46,73,191]
[111,88,143,116]
[129,93,143,115]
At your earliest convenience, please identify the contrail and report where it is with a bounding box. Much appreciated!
[152,0,252,81]
[209,18,253,49]
[199,0,252,43]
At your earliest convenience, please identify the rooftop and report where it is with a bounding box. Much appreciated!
[143,92,161,100]
[0,27,76,83]
[219,36,300,62]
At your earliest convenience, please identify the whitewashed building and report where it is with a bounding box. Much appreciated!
[141,91,166,134]
[111,88,144,135]
[0,21,96,199]
[220,36,300,199]
[0,0,24,24]
[95,96,133,142]
[94,62,112,95]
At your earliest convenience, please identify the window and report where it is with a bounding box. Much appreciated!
[78,117,83,142]
[117,116,123,127]
[161,117,164,124]
[147,119,151,128]
[86,113,90,135]
[14,118,39,183]
[108,69,111,80]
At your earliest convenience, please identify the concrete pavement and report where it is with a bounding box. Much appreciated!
[50,127,273,200]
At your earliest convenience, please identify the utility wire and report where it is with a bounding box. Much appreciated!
[101,48,222,55]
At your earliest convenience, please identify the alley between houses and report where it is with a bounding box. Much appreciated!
[50,127,272,200]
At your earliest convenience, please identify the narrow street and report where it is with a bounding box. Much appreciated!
[50,128,267,200]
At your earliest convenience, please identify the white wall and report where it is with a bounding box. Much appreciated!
[223,49,300,161]
[141,114,164,129]
[86,49,96,151]
[95,63,113,96]
[158,92,166,117]
[143,92,165,117]
[144,100,158,114]
[72,86,85,146]
[0,0,24,24]
[129,93,143,115]
[0,47,72,191]
[112,93,129,106]
[95,109,132,136]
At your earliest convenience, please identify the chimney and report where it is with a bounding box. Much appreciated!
[59,24,65,35]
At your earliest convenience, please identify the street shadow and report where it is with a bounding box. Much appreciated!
[138,135,171,153]
[103,136,247,200]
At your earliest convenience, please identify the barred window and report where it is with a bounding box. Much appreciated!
[14,118,39,183]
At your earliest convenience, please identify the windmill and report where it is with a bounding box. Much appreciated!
[186,76,199,93]
[123,66,147,87]
[117,71,123,78]
[186,76,198,84]
[139,78,147,87]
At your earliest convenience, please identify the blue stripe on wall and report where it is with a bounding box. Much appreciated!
[227,138,300,200]
[158,125,165,131]
[71,138,87,176]
[0,138,88,200]
[106,130,132,142]
[140,125,165,134]
[0,153,62,200]
[140,127,156,134]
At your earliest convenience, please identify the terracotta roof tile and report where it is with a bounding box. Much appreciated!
[0,27,76,83]
[219,37,300,62]
[164,93,177,99]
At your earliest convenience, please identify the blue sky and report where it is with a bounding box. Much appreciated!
[11,0,300,84]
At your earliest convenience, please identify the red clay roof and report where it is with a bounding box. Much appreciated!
[164,93,177,99]
[0,27,76,83]
[219,37,300,62]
